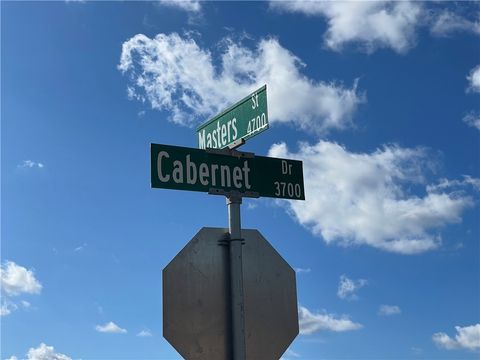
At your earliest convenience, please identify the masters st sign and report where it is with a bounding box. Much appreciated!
[197,85,268,150]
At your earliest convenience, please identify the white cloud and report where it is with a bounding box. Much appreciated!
[95,321,127,334]
[298,305,362,335]
[427,176,480,193]
[157,0,204,25]
[26,343,71,360]
[295,267,311,274]
[74,243,87,252]
[1,301,16,316]
[378,304,401,316]
[337,275,367,300]
[5,356,18,360]
[270,1,422,53]
[463,112,480,131]
[1,298,32,317]
[17,160,44,169]
[268,141,476,254]
[158,0,201,13]
[467,65,480,93]
[1,261,42,296]
[137,329,153,337]
[433,324,480,351]
[246,201,258,210]
[119,33,363,133]
[430,11,480,37]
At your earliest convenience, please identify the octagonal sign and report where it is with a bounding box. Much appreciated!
[163,227,299,360]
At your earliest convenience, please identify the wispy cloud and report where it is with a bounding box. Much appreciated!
[158,0,202,13]
[246,202,258,210]
[1,301,15,316]
[1,299,32,317]
[156,0,204,25]
[17,160,44,169]
[463,112,480,131]
[337,275,367,300]
[298,305,362,335]
[268,141,477,254]
[433,324,480,351]
[137,329,153,337]
[95,321,127,334]
[378,304,401,316]
[430,10,480,38]
[295,267,311,274]
[119,33,363,134]
[74,243,87,252]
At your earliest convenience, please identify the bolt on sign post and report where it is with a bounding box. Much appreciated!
[154,86,305,360]
[196,85,268,150]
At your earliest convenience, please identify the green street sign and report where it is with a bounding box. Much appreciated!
[151,143,305,200]
[197,85,268,150]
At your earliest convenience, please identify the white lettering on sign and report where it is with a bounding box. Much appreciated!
[274,181,302,199]
[281,160,293,175]
[198,118,238,149]
[246,112,267,136]
[157,151,170,182]
[157,151,251,190]
[251,92,259,109]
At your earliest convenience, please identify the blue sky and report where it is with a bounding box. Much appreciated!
[1,1,479,359]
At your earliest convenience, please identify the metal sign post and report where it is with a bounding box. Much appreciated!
[227,194,246,360]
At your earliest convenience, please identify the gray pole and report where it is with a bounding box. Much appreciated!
[227,194,246,360]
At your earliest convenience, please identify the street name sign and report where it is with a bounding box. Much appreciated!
[163,227,299,360]
[196,85,268,150]
[151,143,305,200]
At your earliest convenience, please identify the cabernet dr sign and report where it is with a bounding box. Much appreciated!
[197,85,268,150]
[151,143,304,200]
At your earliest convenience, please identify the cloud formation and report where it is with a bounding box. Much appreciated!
[137,329,153,337]
[268,141,476,254]
[17,160,44,169]
[1,302,14,316]
[0,298,31,317]
[1,261,42,296]
[95,321,127,334]
[299,306,362,334]
[295,267,311,274]
[119,33,363,133]
[463,112,480,131]
[433,324,480,351]
[158,0,201,13]
[337,275,367,300]
[26,343,71,360]
[430,10,480,37]
[378,304,401,316]
[270,1,422,53]
[467,65,480,93]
